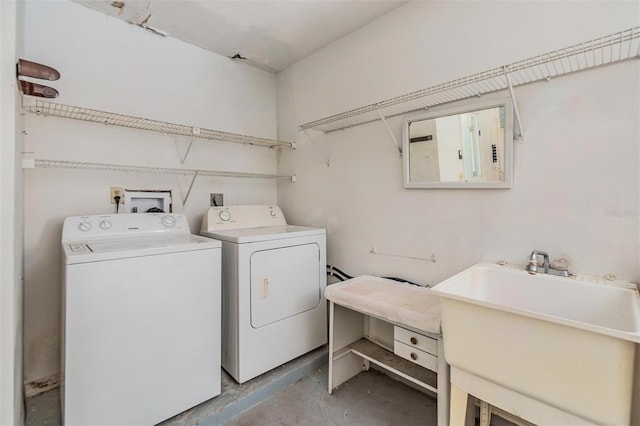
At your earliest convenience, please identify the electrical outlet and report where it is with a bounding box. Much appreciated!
[210,193,223,207]
[110,187,124,204]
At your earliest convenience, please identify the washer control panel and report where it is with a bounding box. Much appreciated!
[201,205,286,232]
[161,215,177,227]
[78,221,92,232]
[62,213,189,240]
[99,219,112,230]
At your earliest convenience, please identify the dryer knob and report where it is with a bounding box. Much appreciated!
[270,210,277,217]
[99,220,112,230]
[78,221,92,232]
[161,215,177,227]
[219,211,231,221]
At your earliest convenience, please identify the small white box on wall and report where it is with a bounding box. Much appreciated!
[123,190,172,213]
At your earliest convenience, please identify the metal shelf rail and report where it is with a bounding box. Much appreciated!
[25,159,296,204]
[25,99,294,149]
[299,27,640,135]
[28,159,292,180]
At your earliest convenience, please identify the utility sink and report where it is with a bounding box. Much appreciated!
[431,262,640,425]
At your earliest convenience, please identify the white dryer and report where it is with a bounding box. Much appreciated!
[201,205,327,383]
[61,213,221,425]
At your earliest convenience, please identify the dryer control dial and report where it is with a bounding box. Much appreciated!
[78,221,92,232]
[219,211,231,222]
[161,215,177,227]
[99,220,112,230]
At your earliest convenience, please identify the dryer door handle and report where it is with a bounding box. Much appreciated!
[262,278,269,299]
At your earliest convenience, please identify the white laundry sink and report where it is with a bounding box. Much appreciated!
[431,262,640,425]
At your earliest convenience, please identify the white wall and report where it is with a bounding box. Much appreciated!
[277,3,639,420]
[277,1,639,284]
[0,0,24,423]
[22,0,280,387]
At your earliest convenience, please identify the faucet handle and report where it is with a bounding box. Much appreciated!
[551,259,568,271]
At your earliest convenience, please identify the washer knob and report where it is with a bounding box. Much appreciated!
[270,210,277,217]
[78,221,92,232]
[99,220,112,230]
[161,215,177,227]
[219,211,231,221]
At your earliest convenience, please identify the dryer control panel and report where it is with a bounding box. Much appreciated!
[201,205,286,232]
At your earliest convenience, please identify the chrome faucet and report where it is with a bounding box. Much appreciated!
[525,250,569,277]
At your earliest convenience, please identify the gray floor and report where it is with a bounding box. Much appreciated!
[25,388,60,426]
[229,367,437,426]
[26,347,440,426]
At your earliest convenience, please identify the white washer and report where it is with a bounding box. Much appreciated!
[61,213,221,426]
[201,205,327,383]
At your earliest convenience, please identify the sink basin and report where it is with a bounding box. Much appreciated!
[431,262,640,425]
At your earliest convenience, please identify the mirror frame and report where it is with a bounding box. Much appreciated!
[402,98,514,189]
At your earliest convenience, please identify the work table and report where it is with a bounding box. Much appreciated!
[325,275,449,426]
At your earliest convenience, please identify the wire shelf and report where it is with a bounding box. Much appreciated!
[299,27,640,133]
[25,100,294,149]
[30,159,294,181]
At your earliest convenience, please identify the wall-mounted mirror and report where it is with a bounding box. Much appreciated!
[402,99,513,188]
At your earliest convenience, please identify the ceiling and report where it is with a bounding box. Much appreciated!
[71,0,407,73]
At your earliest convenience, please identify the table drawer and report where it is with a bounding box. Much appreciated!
[394,341,438,371]
[394,326,437,355]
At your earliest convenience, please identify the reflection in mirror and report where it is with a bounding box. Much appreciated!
[403,99,513,189]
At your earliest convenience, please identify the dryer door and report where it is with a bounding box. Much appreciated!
[250,243,321,328]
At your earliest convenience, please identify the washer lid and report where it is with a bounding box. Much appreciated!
[64,234,221,264]
[86,234,218,253]
[201,225,325,243]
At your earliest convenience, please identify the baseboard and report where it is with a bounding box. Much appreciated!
[24,373,61,398]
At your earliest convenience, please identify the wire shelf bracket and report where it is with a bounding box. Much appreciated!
[181,171,199,205]
[299,27,640,134]
[375,106,402,156]
[175,135,195,165]
[24,99,294,149]
[301,129,331,167]
[503,68,524,141]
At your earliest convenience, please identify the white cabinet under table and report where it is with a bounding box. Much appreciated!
[326,275,449,426]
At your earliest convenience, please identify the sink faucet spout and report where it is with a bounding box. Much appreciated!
[525,250,569,277]
[526,250,549,275]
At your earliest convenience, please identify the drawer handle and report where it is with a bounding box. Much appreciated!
[410,352,418,360]
[410,337,418,345]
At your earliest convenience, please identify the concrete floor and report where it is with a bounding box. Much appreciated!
[26,347,441,426]
[26,346,513,426]
[229,367,437,426]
